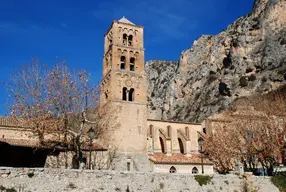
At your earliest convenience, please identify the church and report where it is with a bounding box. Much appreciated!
[0,17,213,174]
[97,17,213,174]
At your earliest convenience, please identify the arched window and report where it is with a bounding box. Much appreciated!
[130,57,135,71]
[169,166,177,173]
[159,137,165,153]
[128,88,134,101]
[192,167,198,174]
[167,126,171,138]
[149,125,154,138]
[123,34,127,45]
[122,87,127,101]
[178,138,184,154]
[128,35,133,46]
[120,56,126,70]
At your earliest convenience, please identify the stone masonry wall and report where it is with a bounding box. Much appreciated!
[0,168,279,192]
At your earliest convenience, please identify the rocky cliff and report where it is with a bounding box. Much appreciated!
[146,0,286,123]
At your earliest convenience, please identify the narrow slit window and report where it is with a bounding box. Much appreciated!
[178,138,184,154]
[128,35,133,46]
[129,88,134,101]
[160,137,165,153]
[120,56,126,70]
[123,34,127,45]
[130,57,135,71]
[127,162,131,171]
[122,87,127,101]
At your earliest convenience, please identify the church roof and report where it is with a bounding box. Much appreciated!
[118,16,135,25]
[0,138,54,149]
[0,138,107,151]
[149,153,213,165]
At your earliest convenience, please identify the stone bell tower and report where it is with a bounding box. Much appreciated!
[100,17,148,172]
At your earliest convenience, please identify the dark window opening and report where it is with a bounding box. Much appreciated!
[129,88,134,101]
[149,125,153,138]
[130,57,135,71]
[203,128,206,134]
[127,162,131,171]
[159,137,165,153]
[169,166,177,173]
[120,56,126,70]
[192,167,198,174]
[128,35,133,46]
[122,87,127,101]
[178,138,184,154]
[123,34,127,45]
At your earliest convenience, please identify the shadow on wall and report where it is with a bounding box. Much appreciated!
[0,143,50,167]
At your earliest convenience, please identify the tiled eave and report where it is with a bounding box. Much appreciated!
[149,153,213,165]
[0,138,107,151]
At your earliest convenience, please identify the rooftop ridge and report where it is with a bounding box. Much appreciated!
[118,16,135,25]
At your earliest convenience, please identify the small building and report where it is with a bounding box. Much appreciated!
[0,117,107,169]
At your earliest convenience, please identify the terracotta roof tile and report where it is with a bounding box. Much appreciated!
[149,152,213,165]
[82,143,107,151]
[0,138,107,151]
[0,138,53,149]
[0,117,29,128]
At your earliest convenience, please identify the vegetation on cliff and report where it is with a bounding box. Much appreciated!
[147,0,286,123]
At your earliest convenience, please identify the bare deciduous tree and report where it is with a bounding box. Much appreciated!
[7,58,115,168]
[205,85,286,174]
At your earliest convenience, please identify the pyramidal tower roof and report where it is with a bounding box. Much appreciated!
[118,16,135,25]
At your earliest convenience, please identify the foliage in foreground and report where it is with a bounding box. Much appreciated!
[6,58,117,169]
[0,185,17,192]
[204,85,286,174]
[271,172,286,192]
[194,175,213,186]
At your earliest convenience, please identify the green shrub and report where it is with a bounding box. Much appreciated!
[0,185,17,192]
[194,175,213,186]
[27,172,34,178]
[239,76,248,87]
[67,183,77,189]
[271,172,286,192]
[248,74,256,81]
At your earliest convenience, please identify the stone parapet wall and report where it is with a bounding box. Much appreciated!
[0,168,279,192]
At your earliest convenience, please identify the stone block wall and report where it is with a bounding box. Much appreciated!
[0,168,279,192]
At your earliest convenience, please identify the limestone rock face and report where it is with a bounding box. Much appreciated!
[147,0,286,123]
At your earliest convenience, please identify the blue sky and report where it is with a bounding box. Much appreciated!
[0,0,254,115]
